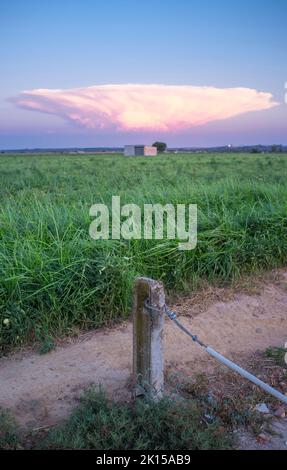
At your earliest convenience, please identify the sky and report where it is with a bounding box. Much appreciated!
[0,0,286,149]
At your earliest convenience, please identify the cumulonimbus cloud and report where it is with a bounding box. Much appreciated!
[13,84,278,132]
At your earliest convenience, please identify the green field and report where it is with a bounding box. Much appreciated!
[1,152,287,352]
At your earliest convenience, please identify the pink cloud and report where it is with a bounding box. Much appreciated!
[13,84,278,132]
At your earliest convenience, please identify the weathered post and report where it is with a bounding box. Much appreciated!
[132,277,165,399]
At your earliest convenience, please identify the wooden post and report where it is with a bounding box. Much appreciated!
[132,277,165,399]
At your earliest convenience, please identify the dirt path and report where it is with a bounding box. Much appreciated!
[0,271,287,433]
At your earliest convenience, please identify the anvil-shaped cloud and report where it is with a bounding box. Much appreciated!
[13,84,278,132]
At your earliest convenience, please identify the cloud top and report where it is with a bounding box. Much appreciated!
[14,84,278,132]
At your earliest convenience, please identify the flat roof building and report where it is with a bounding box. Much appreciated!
[124,145,157,156]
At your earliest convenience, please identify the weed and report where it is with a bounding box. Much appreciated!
[265,347,287,368]
[0,408,20,449]
[40,387,231,450]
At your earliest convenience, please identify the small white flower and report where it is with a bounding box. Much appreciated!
[3,318,10,326]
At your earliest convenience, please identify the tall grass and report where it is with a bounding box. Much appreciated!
[1,152,287,351]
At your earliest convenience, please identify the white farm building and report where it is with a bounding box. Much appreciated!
[124,145,157,157]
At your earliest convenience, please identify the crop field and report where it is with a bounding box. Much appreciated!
[1,152,287,352]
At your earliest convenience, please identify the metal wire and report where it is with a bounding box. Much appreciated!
[143,298,287,405]
[144,299,206,347]
[164,306,207,347]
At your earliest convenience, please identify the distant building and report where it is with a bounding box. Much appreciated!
[124,145,157,156]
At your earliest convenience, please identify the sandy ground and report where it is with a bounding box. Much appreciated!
[0,270,287,448]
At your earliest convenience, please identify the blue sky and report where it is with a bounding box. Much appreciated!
[0,0,286,149]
